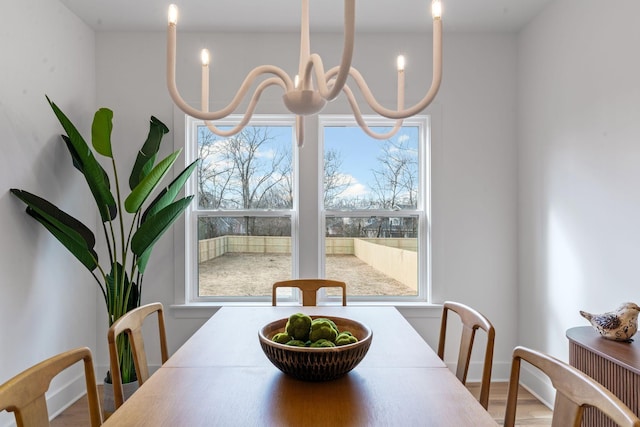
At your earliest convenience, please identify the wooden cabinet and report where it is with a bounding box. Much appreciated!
[567,326,640,427]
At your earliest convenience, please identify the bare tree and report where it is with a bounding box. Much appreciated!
[222,127,290,208]
[220,127,291,234]
[371,137,418,209]
[197,128,234,209]
[197,129,238,239]
[323,148,352,208]
[196,126,293,237]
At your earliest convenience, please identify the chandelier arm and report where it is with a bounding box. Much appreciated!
[301,0,355,101]
[298,0,311,84]
[328,17,442,120]
[203,77,287,137]
[167,2,443,145]
[304,54,328,95]
[342,84,404,140]
[325,58,405,140]
[172,64,291,121]
[306,54,345,101]
[295,116,305,147]
[167,23,293,120]
[221,66,293,115]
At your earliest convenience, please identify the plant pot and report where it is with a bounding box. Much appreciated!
[102,379,139,419]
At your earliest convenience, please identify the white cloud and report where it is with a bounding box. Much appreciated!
[257,147,276,159]
[397,134,410,143]
[343,182,368,197]
[340,174,369,197]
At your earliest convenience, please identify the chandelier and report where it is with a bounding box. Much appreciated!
[167,0,442,147]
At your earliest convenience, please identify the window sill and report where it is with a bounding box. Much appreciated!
[170,301,442,319]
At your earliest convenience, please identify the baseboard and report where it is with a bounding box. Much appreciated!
[444,358,554,407]
[0,372,88,427]
[0,365,164,427]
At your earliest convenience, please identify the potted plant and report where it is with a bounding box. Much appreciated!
[10,96,198,412]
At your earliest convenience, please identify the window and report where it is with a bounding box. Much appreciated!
[183,114,430,304]
[321,115,429,302]
[185,116,296,303]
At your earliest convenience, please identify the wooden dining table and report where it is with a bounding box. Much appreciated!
[102,306,498,426]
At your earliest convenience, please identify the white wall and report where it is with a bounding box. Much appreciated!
[0,0,96,425]
[517,0,640,404]
[8,0,640,416]
[0,7,522,419]
[94,30,519,380]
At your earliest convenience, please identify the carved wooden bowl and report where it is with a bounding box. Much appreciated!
[258,316,372,381]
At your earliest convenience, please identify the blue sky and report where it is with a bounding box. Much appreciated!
[204,123,419,200]
[324,125,419,199]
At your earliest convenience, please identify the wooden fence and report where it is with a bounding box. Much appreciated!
[199,236,417,291]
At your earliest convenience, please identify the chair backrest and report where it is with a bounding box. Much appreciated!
[0,347,102,427]
[107,302,169,409]
[437,301,495,409]
[272,279,347,306]
[504,346,640,427]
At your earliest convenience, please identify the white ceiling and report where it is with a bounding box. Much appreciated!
[59,0,554,33]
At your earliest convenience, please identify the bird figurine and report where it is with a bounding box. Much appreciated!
[580,302,640,342]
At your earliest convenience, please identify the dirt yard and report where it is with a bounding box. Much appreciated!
[198,253,415,297]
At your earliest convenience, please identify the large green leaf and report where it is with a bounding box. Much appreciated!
[10,189,95,249]
[10,188,99,272]
[27,208,98,271]
[142,159,199,221]
[47,96,117,222]
[62,135,113,194]
[129,116,170,190]
[136,248,153,275]
[131,196,194,258]
[92,108,113,158]
[61,135,84,172]
[133,197,194,274]
[124,150,181,214]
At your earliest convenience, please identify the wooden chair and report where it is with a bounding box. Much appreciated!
[437,301,495,409]
[272,279,347,306]
[504,346,640,427]
[107,302,169,409]
[0,347,102,427]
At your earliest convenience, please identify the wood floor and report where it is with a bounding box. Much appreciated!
[49,382,552,426]
[468,382,553,426]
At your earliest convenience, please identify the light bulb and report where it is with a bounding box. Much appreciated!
[294,75,300,89]
[168,4,178,25]
[431,0,442,20]
[201,49,210,66]
[396,55,405,72]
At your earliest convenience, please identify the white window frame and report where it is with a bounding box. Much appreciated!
[178,113,431,305]
[319,115,431,303]
[183,115,298,304]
